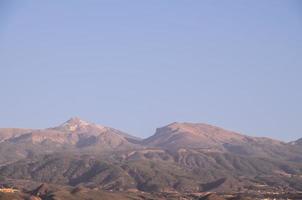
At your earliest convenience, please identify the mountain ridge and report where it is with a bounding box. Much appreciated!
[0,117,302,194]
[141,122,292,160]
[0,118,298,143]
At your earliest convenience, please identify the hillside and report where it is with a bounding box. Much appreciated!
[0,118,140,165]
[1,147,302,193]
[0,128,33,142]
[142,122,301,160]
[0,119,302,194]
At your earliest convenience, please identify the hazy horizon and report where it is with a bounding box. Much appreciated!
[0,0,301,141]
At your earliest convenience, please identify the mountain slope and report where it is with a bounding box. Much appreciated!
[1,119,302,193]
[143,122,247,150]
[14,117,139,148]
[0,118,140,164]
[0,128,33,142]
[142,122,301,160]
[1,149,302,193]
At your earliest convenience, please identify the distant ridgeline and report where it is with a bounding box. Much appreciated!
[0,118,301,193]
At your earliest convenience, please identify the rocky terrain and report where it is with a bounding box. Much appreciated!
[0,118,302,199]
[291,138,302,146]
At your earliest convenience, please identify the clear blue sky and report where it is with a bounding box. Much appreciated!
[0,0,301,141]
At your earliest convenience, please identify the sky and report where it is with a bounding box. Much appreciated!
[0,0,301,141]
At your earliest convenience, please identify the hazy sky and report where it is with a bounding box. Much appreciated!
[0,0,301,141]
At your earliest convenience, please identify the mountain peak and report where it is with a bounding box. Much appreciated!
[163,122,227,136]
[65,117,90,126]
[166,121,216,128]
[144,122,246,149]
[57,117,104,132]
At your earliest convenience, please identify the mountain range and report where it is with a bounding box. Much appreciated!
[0,117,302,198]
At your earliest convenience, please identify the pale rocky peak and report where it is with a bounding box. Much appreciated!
[58,117,105,132]
[64,117,90,126]
[290,138,302,145]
